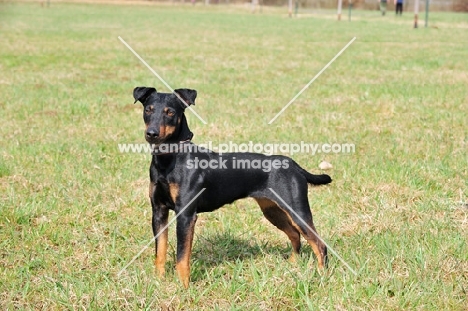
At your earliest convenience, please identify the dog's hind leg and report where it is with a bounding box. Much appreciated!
[282,203,328,269]
[254,198,302,262]
[265,187,328,269]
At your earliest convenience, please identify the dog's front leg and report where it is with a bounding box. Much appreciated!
[175,212,198,288]
[152,206,169,277]
[150,184,169,277]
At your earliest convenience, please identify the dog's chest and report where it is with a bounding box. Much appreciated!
[152,177,177,209]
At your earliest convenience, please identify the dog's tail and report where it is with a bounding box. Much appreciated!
[293,162,332,185]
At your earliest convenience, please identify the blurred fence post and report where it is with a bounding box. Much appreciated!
[425,0,429,27]
[337,0,343,20]
[348,0,352,21]
[414,0,419,28]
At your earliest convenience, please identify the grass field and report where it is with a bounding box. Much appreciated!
[1,1,467,309]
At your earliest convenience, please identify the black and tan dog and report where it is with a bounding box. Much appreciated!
[133,86,332,288]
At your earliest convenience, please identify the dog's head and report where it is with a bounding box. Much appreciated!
[133,87,196,145]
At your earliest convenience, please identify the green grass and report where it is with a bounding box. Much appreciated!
[1,2,467,309]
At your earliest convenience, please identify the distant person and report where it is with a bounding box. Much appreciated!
[380,0,387,16]
[395,0,403,15]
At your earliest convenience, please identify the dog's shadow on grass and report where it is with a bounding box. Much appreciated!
[188,230,313,282]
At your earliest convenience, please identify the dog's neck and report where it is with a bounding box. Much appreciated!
[152,153,176,174]
[152,140,193,173]
[176,113,193,142]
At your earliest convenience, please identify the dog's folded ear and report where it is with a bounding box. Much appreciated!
[133,87,156,104]
[174,89,197,107]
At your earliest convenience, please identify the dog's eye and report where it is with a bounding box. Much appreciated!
[166,110,175,117]
[145,105,154,115]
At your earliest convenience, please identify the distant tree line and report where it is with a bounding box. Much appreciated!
[260,0,468,12]
[163,0,468,11]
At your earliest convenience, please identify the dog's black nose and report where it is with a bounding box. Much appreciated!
[146,128,159,139]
